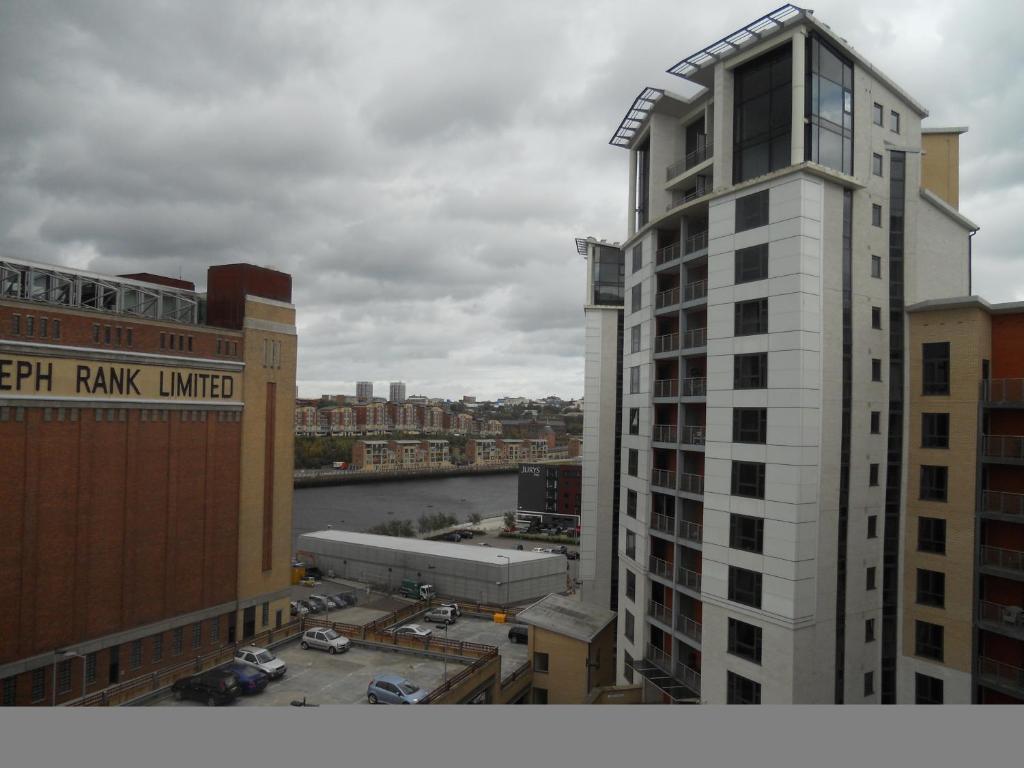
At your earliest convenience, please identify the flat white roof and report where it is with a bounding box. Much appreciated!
[297,530,561,565]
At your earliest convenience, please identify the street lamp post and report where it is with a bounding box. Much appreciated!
[496,555,511,606]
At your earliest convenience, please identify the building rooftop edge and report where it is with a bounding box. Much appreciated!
[907,296,1024,315]
[919,187,979,231]
[922,126,969,135]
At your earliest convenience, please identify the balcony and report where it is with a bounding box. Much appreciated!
[674,661,701,695]
[679,425,706,447]
[981,489,1024,520]
[654,379,679,398]
[645,644,673,675]
[651,512,676,536]
[680,377,707,398]
[676,614,702,644]
[655,242,681,268]
[678,519,703,544]
[648,600,673,627]
[677,565,702,593]
[978,600,1024,642]
[983,435,1024,462]
[684,230,708,256]
[651,468,676,491]
[978,657,1024,697]
[665,138,714,181]
[653,424,677,444]
[655,332,679,354]
[656,286,681,310]
[649,555,674,581]
[679,472,704,497]
[681,328,707,350]
[984,379,1024,406]
[980,545,1024,580]
[683,279,708,303]
[666,177,711,212]
[637,645,700,702]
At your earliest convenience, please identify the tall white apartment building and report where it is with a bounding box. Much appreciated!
[390,381,407,403]
[356,380,374,402]
[603,5,977,704]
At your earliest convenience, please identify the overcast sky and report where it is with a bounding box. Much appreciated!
[1,1,1021,400]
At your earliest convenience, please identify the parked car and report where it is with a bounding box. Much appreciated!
[290,600,308,617]
[391,624,432,639]
[565,550,579,560]
[223,662,269,695]
[309,595,334,612]
[367,674,426,705]
[532,547,547,553]
[300,599,320,614]
[301,627,351,654]
[422,607,456,625]
[439,602,462,617]
[508,624,529,644]
[333,592,355,608]
[171,670,241,706]
[550,545,568,555]
[457,529,474,539]
[478,542,491,547]
[444,532,462,542]
[234,645,287,679]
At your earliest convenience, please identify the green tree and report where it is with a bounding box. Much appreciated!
[503,511,516,529]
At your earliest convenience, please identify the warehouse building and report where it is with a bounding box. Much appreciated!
[295,530,567,605]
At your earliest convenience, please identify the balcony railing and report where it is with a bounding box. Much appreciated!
[682,328,707,349]
[651,468,677,491]
[654,379,679,398]
[666,178,711,211]
[677,566,702,592]
[676,614,702,644]
[684,230,708,255]
[679,472,704,496]
[674,661,702,694]
[655,242,681,267]
[646,644,672,675]
[983,435,1024,460]
[681,377,706,397]
[651,512,676,535]
[680,425,706,446]
[678,520,703,543]
[683,279,708,303]
[984,379,1024,404]
[978,600,1024,632]
[982,490,1024,518]
[665,138,714,181]
[649,555,674,580]
[656,286,681,309]
[653,424,678,444]
[980,545,1024,574]
[978,657,1024,693]
[655,332,680,354]
[648,600,673,626]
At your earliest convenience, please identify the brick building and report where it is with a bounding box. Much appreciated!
[0,257,296,706]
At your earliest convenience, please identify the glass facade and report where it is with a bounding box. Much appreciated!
[591,245,624,306]
[805,35,853,175]
[733,44,792,183]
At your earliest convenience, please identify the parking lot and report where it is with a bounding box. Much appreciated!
[147,636,469,707]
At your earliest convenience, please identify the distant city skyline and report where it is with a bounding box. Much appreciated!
[299,383,582,403]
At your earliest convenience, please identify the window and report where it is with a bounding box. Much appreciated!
[871,359,882,382]
[628,408,639,435]
[727,671,761,704]
[734,352,768,389]
[159,332,166,348]
[918,517,946,554]
[10,314,20,335]
[127,640,141,670]
[187,336,193,352]
[871,255,881,278]
[735,190,771,232]
[733,408,767,444]
[276,610,283,629]
[863,671,875,697]
[872,205,882,227]
[731,461,766,499]
[534,652,550,673]
[262,602,270,627]
[915,621,944,662]
[2,676,15,706]
[31,669,45,703]
[866,566,877,590]
[192,622,202,649]
[916,569,945,608]
[728,566,763,609]
[626,490,637,519]
[865,618,876,642]
[86,653,97,683]
[629,366,640,394]
[632,244,643,274]
[867,515,878,539]
[922,342,950,395]
[873,102,883,126]
[57,660,72,694]
[733,41,791,184]
[730,514,765,553]
[624,652,634,684]
[626,570,636,602]
[915,673,943,704]
[627,449,638,477]
[26,315,34,337]
[172,627,183,656]
[533,687,548,704]
[735,244,769,283]
[53,319,61,339]
[806,35,854,175]
[592,242,625,306]
[728,618,763,664]
[890,110,901,134]
[735,298,768,336]
[630,325,641,354]
[869,464,879,486]
[870,411,881,434]
[625,531,636,560]
[872,153,883,176]
[104,326,111,344]
[125,327,131,346]
[39,318,48,338]
[217,338,223,355]
[922,414,949,448]
[625,610,635,642]
[210,617,220,642]
[151,636,162,663]
[631,284,642,314]
[872,307,881,329]
[920,466,948,502]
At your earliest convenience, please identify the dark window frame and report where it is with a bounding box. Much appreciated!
[630,324,641,354]
[922,342,950,395]
[872,358,882,382]
[728,618,763,664]
[870,411,881,434]
[867,515,878,539]
[732,407,768,444]
[734,352,768,389]
[917,517,946,555]
[872,306,882,329]
[866,566,877,590]
[628,407,639,435]
[914,620,944,662]
[728,566,763,609]
[730,513,765,553]
[626,489,637,519]
[735,243,769,284]
[872,102,883,126]
[731,461,766,499]
[871,254,882,278]
[734,190,771,232]
[726,671,762,704]
[920,465,948,502]
[872,153,884,177]
[916,568,945,608]
[921,413,949,449]
[733,40,792,184]
[915,673,943,704]
[872,204,882,227]
[734,298,769,336]
[869,463,880,487]
[631,284,642,314]
[625,570,636,602]
[627,449,638,477]
[632,244,643,274]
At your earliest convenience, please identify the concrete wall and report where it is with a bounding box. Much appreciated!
[921,132,961,210]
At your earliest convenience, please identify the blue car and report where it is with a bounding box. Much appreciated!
[224,662,269,695]
[367,674,426,705]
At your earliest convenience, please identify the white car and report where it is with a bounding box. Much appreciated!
[391,624,432,639]
[234,645,287,679]
[300,627,351,654]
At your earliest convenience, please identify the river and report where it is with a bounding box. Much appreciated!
[292,473,518,551]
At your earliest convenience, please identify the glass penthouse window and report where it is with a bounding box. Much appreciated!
[591,246,624,306]
[733,44,792,183]
[805,35,853,175]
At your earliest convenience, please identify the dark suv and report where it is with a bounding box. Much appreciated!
[171,670,241,706]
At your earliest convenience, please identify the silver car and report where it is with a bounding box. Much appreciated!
[391,624,432,639]
[300,627,351,654]
[234,645,287,679]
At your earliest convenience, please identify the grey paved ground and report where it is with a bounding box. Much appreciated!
[423,615,529,680]
[147,638,468,707]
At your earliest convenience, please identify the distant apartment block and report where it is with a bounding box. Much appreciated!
[352,439,453,471]
[295,405,320,436]
[356,381,373,402]
[389,381,407,403]
[355,402,388,435]
[517,459,584,531]
[451,413,473,433]
[467,438,549,465]
[322,406,357,436]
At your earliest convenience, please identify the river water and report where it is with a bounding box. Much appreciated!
[292,473,518,550]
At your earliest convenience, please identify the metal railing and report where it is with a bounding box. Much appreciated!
[655,332,680,353]
[682,327,707,349]
[980,545,1024,574]
[678,520,703,542]
[674,661,702,694]
[656,286,681,309]
[681,377,706,397]
[652,468,677,490]
[646,644,672,675]
[648,600,673,626]
[982,490,1024,518]
[680,425,705,446]
[649,555,674,580]
[685,230,708,255]
[666,178,711,211]
[677,566,702,592]
[666,138,714,180]
[651,512,676,535]
[653,424,678,443]
[978,600,1024,631]
[679,472,704,496]
[683,279,708,302]
[654,379,679,398]
[984,379,1024,404]
[983,435,1024,460]
[656,242,681,266]
[978,657,1024,692]
[676,615,702,643]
